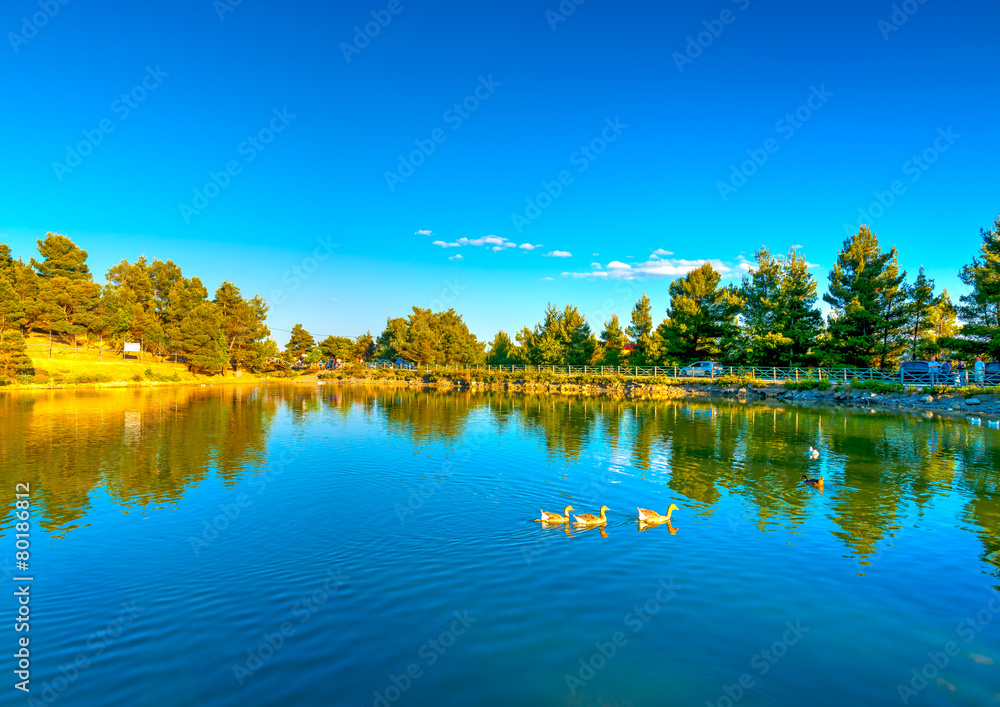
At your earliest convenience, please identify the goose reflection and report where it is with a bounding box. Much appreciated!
[637,519,678,534]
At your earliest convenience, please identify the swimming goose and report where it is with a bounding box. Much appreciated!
[636,504,680,523]
[801,475,824,487]
[573,506,609,526]
[536,506,574,523]
[808,447,820,459]
[988,420,1000,429]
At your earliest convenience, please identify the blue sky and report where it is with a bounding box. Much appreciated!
[2,0,998,343]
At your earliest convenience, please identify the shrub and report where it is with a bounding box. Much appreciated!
[784,378,833,391]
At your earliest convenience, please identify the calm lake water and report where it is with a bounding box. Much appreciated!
[2,384,999,707]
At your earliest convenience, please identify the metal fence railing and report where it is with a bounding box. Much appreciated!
[362,363,994,387]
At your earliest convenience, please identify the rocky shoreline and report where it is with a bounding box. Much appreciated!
[322,376,1000,419]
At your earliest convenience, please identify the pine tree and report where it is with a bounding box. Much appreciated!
[561,305,597,365]
[214,282,270,371]
[775,248,823,366]
[904,266,936,359]
[0,277,26,333]
[177,303,227,374]
[30,233,92,280]
[822,226,907,368]
[319,335,355,360]
[739,247,788,366]
[0,330,34,380]
[353,331,375,361]
[599,314,627,365]
[946,216,1000,360]
[626,294,656,365]
[286,324,315,356]
[658,264,742,364]
[486,331,517,365]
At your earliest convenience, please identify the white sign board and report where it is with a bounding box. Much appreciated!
[123,342,141,353]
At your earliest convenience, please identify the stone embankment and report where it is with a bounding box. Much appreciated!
[325,375,1000,418]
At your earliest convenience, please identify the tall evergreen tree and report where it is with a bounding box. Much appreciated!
[822,226,907,368]
[599,314,627,365]
[738,247,787,366]
[626,294,657,365]
[904,266,936,359]
[319,335,355,360]
[517,304,596,365]
[353,331,375,361]
[658,263,742,364]
[286,324,315,356]
[0,330,33,380]
[177,303,227,373]
[30,233,92,281]
[0,277,26,333]
[486,330,517,365]
[775,248,823,366]
[946,216,1000,360]
[214,282,270,372]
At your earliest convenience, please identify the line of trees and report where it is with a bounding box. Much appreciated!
[469,219,995,370]
[4,217,997,377]
[0,233,272,375]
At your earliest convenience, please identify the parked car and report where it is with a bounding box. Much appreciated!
[679,361,723,377]
[985,361,1000,385]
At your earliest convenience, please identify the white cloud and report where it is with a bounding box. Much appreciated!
[805,261,820,268]
[590,262,602,269]
[540,276,554,281]
[415,229,433,236]
[519,243,542,250]
[491,246,503,252]
[545,250,572,258]
[432,240,460,248]
[449,254,463,261]
[650,248,673,259]
[504,242,516,248]
[457,235,506,247]
[563,255,740,280]
[592,253,599,256]
[791,244,803,250]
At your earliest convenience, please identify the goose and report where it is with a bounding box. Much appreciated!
[536,506,574,523]
[636,504,680,523]
[801,475,824,487]
[988,420,1000,429]
[808,447,820,459]
[573,506,609,526]
[968,417,982,426]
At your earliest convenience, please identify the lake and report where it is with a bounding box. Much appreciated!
[2,384,998,706]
